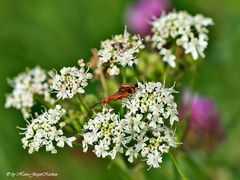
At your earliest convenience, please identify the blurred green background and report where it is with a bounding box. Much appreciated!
[0,0,239,179]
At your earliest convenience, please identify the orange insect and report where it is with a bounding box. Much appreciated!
[118,83,138,94]
[102,91,130,104]
[102,83,138,104]
[93,83,138,107]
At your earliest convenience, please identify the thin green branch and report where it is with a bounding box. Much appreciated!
[122,68,127,83]
[169,153,188,180]
[99,68,108,97]
[77,94,91,117]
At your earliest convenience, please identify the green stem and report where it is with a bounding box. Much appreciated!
[73,142,82,148]
[169,153,188,180]
[130,163,146,180]
[122,68,127,83]
[77,94,91,117]
[162,65,170,85]
[109,155,130,179]
[99,68,108,96]
[190,64,197,90]
[179,110,191,142]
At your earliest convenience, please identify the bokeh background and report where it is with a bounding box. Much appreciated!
[0,0,240,179]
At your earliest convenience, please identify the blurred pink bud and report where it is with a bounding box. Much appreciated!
[125,0,171,36]
[179,89,224,152]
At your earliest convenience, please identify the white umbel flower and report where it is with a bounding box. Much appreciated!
[121,114,177,168]
[5,66,54,118]
[151,11,213,67]
[97,27,144,76]
[82,108,124,159]
[123,82,179,126]
[19,105,76,154]
[83,82,179,169]
[121,82,179,168]
[50,59,92,99]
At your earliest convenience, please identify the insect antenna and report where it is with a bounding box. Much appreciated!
[91,101,102,109]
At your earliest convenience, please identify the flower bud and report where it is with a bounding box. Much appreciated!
[179,90,224,153]
[125,0,171,36]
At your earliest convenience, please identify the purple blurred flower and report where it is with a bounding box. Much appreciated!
[125,0,171,36]
[179,90,224,152]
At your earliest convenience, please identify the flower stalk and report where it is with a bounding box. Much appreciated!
[169,153,188,180]
[122,68,127,83]
[77,94,91,117]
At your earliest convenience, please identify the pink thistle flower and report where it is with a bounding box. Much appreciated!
[125,0,171,36]
[179,90,224,152]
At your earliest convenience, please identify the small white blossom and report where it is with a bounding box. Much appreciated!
[95,139,110,158]
[125,147,138,163]
[151,11,213,67]
[50,59,92,99]
[160,48,176,68]
[123,113,145,134]
[18,105,76,154]
[5,66,54,118]
[107,65,120,76]
[146,151,162,168]
[97,27,144,76]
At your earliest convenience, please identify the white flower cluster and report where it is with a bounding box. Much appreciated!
[5,66,54,118]
[122,82,179,168]
[151,11,214,67]
[19,105,76,154]
[50,59,93,99]
[82,108,124,159]
[97,28,144,76]
[124,82,179,126]
[83,82,179,169]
